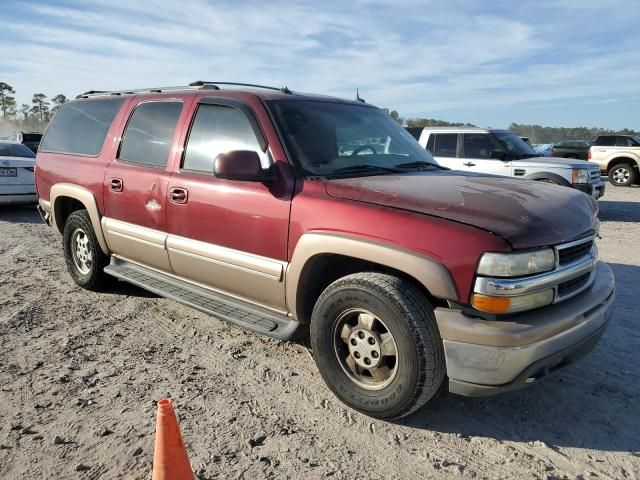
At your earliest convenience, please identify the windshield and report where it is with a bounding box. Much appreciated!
[0,143,35,158]
[632,136,640,145]
[493,132,538,159]
[267,100,438,176]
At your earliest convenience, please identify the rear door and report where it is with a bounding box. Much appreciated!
[591,136,614,168]
[103,97,191,272]
[460,133,512,176]
[431,133,462,169]
[165,97,294,311]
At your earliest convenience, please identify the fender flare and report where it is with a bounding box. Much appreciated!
[606,155,640,170]
[524,172,571,187]
[285,233,458,321]
[50,183,110,254]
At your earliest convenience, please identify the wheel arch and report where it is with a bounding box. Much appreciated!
[286,233,457,323]
[50,183,109,254]
[607,156,640,170]
[524,172,571,187]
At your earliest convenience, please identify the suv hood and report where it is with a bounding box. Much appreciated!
[324,171,597,249]
[513,156,595,169]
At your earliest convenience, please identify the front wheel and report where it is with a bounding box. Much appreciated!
[310,272,445,419]
[608,163,637,187]
[63,210,110,290]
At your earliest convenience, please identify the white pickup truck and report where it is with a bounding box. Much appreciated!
[410,127,605,199]
[588,134,640,186]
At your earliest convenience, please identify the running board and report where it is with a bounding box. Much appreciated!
[104,257,299,341]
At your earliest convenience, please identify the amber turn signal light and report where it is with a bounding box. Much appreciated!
[470,294,512,314]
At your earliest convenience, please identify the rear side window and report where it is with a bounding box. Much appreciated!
[433,133,458,157]
[0,143,35,158]
[118,101,183,167]
[182,104,265,173]
[464,133,496,159]
[594,136,614,146]
[39,99,124,156]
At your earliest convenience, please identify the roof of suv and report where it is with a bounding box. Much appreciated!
[74,81,367,106]
[418,127,510,134]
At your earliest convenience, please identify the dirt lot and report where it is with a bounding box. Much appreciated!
[0,185,639,480]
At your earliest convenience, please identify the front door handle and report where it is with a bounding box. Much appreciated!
[110,178,123,192]
[169,187,188,204]
[463,162,476,167]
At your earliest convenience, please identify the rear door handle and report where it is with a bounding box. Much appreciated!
[169,187,188,204]
[110,178,123,192]
[463,162,476,167]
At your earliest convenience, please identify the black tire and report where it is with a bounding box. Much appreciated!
[310,272,445,419]
[63,209,110,290]
[608,163,637,187]
[536,178,561,185]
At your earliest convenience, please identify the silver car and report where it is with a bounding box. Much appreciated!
[0,140,37,205]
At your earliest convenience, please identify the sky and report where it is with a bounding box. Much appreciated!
[0,0,638,130]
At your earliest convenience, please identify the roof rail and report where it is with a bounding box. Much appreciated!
[75,83,220,99]
[189,81,293,94]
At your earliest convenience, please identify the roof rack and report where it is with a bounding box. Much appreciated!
[75,81,294,99]
[189,81,293,94]
[75,84,220,99]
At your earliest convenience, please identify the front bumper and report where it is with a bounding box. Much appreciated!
[573,181,606,199]
[435,261,615,396]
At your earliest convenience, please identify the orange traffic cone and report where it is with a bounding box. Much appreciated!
[152,399,194,480]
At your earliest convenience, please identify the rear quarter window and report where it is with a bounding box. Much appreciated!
[118,101,183,168]
[39,99,124,156]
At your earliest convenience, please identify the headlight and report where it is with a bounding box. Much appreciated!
[572,168,589,184]
[471,289,554,314]
[477,249,555,277]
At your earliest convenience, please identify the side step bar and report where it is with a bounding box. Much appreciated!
[104,257,299,341]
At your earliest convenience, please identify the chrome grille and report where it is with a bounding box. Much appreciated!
[558,273,591,298]
[589,168,600,182]
[558,239,593,266]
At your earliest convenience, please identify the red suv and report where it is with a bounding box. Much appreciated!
[35,82,615,419]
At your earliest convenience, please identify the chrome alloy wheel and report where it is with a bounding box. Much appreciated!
[333,309,399,390]
[612,166,630,184]
[70,227,92,275]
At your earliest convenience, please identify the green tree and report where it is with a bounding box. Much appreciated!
[19,104,31,123]
[51,94,68,115]
[31,93,50,122]
[0,82,16,118]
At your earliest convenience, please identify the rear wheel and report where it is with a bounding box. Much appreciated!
[310,272,445,419]
[63,210,110,290]
[608,163,637,187]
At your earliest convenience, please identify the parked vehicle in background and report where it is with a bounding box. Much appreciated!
[7,132,43,153]
[35,82,614,419]
[0,140,37,205]
[414,127,605,199]
[533,143,553,157]
[552,140,591,160]
[589,135,640,187]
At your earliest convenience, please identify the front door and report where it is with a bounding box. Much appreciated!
[103,98,187,272]
[165,98,294,312]
[460,133,512,177]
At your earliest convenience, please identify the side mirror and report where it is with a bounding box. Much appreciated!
[490,150,507,160]
[213,150,273,182]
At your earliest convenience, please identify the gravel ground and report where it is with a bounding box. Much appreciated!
[0,184,639,479]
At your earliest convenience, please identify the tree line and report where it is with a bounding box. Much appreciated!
[0,82,68,131]
[388,110,639,144]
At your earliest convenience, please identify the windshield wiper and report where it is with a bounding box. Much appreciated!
[394,161,449,170]
[331,164,403,175]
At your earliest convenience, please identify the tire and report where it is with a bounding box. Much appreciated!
[608,163,637,187]
[63,209,110,290]
[310,272,445,419]
[536,178,561,185]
